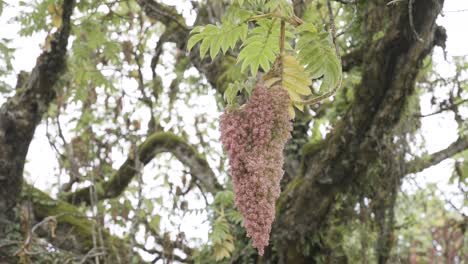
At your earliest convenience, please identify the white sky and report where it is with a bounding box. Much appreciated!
[0,0,467,259]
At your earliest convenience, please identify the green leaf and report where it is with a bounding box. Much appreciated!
[237,18,280,76]
[150,215,161,233]
[226,209,243,224]
[283,55,312,117]
[187,8,251,60]
[209,213,235,261]
[232,0,266,7]
[283,55,312,95]
[265,0,294,17]
[224,83,241,105]
[295,22,342,92]
[187,28,205,51]
[264,55,312,118]
[214,190,235,207]
[232,0,245,5]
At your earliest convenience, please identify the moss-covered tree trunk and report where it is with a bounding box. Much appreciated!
[269,0,445,262]
[0,0,75,261]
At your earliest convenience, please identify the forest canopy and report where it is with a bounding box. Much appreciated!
[0,0,466,263]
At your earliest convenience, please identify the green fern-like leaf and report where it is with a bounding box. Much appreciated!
[223,78,255,105]
[188,24,248,59]
[264,55,311,118]
[282,55,312,96]
[224,83,242,105]
[210,212,235,261]
[187,7,252,59]
[296,22,342,92]
[237,18,281,75]
[232,0,266,7]
[265,0,294,16]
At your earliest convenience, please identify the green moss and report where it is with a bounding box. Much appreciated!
[66,131,218,204]
[141,132,210,169]
[23,184,132,258]
[276,176,305,213]
[301,140,325,158]
[24,185,94,248]
[139,132,185,154]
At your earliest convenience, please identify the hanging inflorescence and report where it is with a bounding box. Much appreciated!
[220,82,292,255]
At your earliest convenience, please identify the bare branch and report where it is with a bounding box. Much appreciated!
[326,0,340,57]
[407,136,468,174]
[415,98,468,118]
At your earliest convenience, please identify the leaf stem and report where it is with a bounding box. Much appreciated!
[326,0,340,61]
[280,20,285,56]
[249,12,277,21]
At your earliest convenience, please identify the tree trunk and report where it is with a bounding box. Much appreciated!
[271,0,445,262]
[0,0,75,261]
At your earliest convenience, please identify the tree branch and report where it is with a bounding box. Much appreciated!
[22,184,141,263]
[66,132,222,205]
[333,0,356,4]
[137,0,241,94]
[406,136,468,174]
[136,0,189,46]
[276,0,446,253]
[140,218,193,263]
[415,98,468,118]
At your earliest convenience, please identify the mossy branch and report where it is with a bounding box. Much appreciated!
[65,132,222,206]
[407,136,468,174]
[23,184,139,262]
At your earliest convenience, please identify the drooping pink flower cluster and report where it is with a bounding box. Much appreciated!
[220,82,292,255]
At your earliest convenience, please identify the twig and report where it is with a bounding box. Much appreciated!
[79,248,107,264]
[337,0,358,37]
[333,0,356,4]
[415,99,468,118]
[31,214,63,234]
[280,20,286,56]
[137,0,188,31]
[326,0,339,56]
[444,9,468,13]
